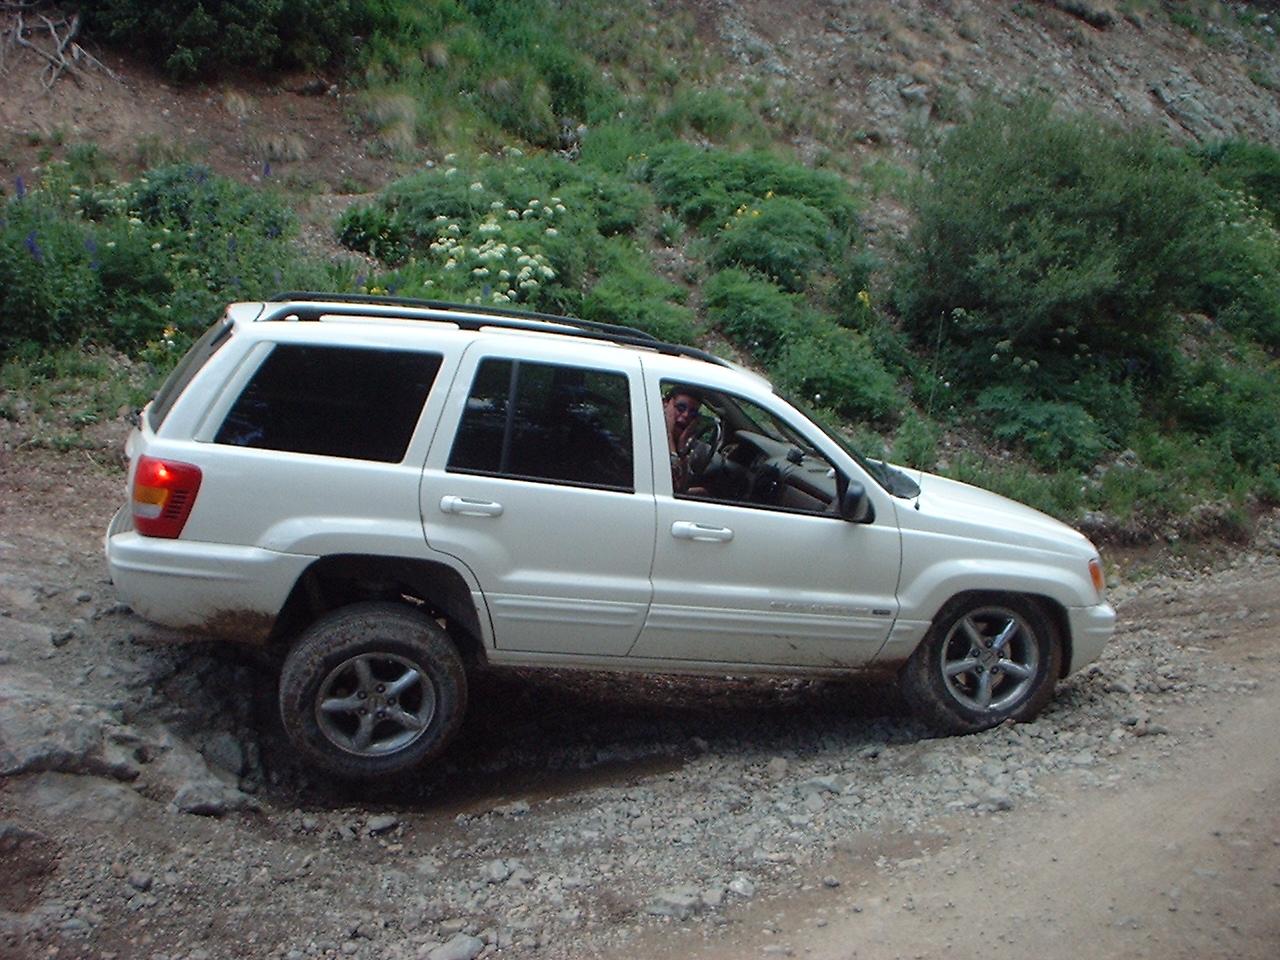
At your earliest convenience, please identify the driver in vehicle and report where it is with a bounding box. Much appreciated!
[663,386,704,494]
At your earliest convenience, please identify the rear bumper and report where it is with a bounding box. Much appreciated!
[1066,602,1116,673]
[105,513,312,641]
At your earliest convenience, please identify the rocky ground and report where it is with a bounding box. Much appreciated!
[1,448,1278,960]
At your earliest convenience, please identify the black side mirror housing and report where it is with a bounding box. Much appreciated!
[838,480,875,523]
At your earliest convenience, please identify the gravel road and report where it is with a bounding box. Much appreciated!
[1,450,1278,960]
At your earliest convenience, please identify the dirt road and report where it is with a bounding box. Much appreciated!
[617,664,1280,960]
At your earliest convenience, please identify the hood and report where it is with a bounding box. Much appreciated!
[900,470,1095,559]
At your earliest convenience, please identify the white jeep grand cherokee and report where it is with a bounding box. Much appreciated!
[105,293,1115,779]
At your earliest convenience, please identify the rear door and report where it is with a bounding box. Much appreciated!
[421,341,656,657]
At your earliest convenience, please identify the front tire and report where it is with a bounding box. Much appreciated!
[901,593,1061,734]
[279,602,468,779]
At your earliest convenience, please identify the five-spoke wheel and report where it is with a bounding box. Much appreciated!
[902,593,1061,733]
[279,602,467,779]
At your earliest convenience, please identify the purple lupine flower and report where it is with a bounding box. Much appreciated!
[14,176,26,198]
[85,237,100,270]
[263,161,272,179]
[24,231,43,262]
[227,235,238,253]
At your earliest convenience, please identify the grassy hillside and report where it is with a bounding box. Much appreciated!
[3,0,1279,543]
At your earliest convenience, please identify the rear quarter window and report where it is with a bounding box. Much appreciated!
[147,318,233,430]
[215,344,443,462]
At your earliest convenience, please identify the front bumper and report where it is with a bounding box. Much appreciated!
[1066,601,1116,673]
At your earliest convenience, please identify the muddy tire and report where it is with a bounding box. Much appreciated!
[901,593,1061,734]
[279,602,467,779]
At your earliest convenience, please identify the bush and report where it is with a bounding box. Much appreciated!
[712,195,832,292]
[773,324,899,425]
[890,412,939,470]
[703,268,897,423]
[702,268,801,363]
[894,97,1227,388]
[1168,351,1280,476]
[82,0,366,80]
[656,89,757,142]
[0,199,105,351]
[1,161,332,355]
[975,386,1110,469]
[357,0,623,147]
[1194,139,1280,224]
[646,143,859,233]
[580,239,696,343]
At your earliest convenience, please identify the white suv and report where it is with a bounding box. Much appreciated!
[105,293,1115,779]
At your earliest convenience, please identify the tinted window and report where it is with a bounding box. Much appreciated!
[448,359,633,491]
[216,345,442,462]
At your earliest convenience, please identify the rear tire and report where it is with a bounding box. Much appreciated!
[901,593,1061,734]
[279,601,467,779]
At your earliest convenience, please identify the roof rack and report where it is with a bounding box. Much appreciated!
[266,291,732,369]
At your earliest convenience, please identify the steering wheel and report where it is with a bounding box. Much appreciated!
[748,460,784,505]
[678,415,722,482]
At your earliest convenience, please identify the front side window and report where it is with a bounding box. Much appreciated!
[662,380,841,514]
[215,345,442,462]
[448,359,633,491]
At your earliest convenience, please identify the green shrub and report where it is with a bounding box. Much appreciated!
[1194,139,1280,224]
[702,268,801,363]
[1168,351,1280,476]
[894,97,1227,387]
[580,239,696,343]
[943,455,1087,521]
[646,143,859,233]
[773,324,899,425]
[82,0,366,81]
[703,268,897,422]
[1,161,332,355]
[357,0,624,147]
[712,195,832,292]
[0,199,105,351]
[656,89,757,142]
[975,385,1110,469]
[890,412,939,470]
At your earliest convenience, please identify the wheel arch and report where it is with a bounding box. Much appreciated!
[271,554,488,662]
[923,588,1072,680]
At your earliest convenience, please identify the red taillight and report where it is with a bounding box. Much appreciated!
[132,455,202,538]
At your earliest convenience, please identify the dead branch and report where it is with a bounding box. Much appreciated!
[1,5,121,91]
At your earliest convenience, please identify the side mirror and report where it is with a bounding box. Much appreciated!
[838,480,875,524]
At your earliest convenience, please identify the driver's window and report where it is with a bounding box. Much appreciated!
[661,381,841,514]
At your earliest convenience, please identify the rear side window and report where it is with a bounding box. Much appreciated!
[148,317,233,430]
[216,345,442,462]
[448,358,634,491]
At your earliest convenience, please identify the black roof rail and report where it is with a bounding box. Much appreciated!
[269,290,657,340]
[265,291,733,369]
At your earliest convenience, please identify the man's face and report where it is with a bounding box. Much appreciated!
[666,392,700,437]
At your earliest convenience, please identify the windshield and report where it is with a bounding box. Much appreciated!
[780,394,921,499]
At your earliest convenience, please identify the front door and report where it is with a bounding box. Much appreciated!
[629,376,901,667]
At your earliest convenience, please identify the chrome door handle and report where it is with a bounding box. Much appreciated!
[671,521,734,542]
[440,495,504,517]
